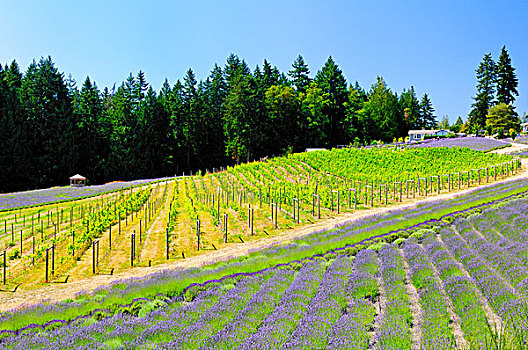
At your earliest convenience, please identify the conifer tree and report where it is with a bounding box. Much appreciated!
[496,46,518,106]
[419,93,437,129]
[469,53,496,129]
[288,55,311,93]
[314,56,348,146]
[399,86,420,130]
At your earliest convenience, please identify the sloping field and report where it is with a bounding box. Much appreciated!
[0,148,518,292]
[1,178,528,348]
[0,147,525,349]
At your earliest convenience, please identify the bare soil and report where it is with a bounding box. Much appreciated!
[399,249,423,350]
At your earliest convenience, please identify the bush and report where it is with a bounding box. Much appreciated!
[9,249,20,260]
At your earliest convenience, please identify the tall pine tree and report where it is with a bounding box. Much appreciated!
[496,46,518,106]
[419,93,437,129]
[314,56,348,147]
[288,55,311,93]
[469,53,496,129]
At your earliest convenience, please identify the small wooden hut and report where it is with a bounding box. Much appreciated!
[70,174,87,187]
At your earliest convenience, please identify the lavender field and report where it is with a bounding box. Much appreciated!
[408,136,509,152]
[505,135,528,145]
[3,191,528,349]
[0,178,171,210]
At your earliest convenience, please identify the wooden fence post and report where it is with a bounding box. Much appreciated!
[1,251,6,285]
[166,228,170,260]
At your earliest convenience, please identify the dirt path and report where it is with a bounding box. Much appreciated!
[495,141,528,155]
[1,157,527,313]
[399,249,423,350]
[420,241,468,348]
[369,256,385,349]
[138,185,173,264]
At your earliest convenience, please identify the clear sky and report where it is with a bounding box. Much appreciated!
[1,0,527,123]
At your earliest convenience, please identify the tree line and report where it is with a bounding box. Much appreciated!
[0,54,437,192]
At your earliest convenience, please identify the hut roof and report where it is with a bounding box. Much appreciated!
[69,174,86,180]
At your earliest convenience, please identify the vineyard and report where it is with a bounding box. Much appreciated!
[2,179,528,348]
[0,181,171,289]
[0,148,518,291]
[0,146,525,349]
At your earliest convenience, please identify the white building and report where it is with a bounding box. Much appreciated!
[408,129,450,142]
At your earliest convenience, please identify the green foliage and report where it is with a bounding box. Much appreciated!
[400,86,420,131]
[496,46,518,106]
[438,115,450,129]
[418,93,437,129]
[486,103,520,133]
[469,53,496,129]
[288,55,311,93]
[9,249,20,260]
[1,54,442,192]
[265,85,300,153]
[292,147,510,182]
[299,82,330,147]
[314,56,348,147]
[360,77,401,142]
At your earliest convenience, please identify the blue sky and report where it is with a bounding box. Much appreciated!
[1,0,527,123]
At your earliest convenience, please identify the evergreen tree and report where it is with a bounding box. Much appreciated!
[469,53,496,129]
[224,74,258,163]
[137,87,171,176]
[182,68,201,169]
[265,84,300,153]
[496,46,518,106]
[343,85,365,142]
[450,116,465,133]
[399,86,420,130]
[0,54,442,191]
[166,80,187,174]
[74,77,108,181]
[299,82,330,147]
[314,56,348,147]
[288,55,311,93]
[0,61,31,191]
[419,93,437,129]
[135,70,149,101]
[360,77,400,142]
[224,54,250,87]
[262,59,280,89]
[19,57,78,186]
[200,64,229,167]
[104,81,135,179]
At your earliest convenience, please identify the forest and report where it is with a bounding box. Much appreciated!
[0,54,436,192]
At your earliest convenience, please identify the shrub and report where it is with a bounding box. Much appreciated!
[9,249,20,260]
